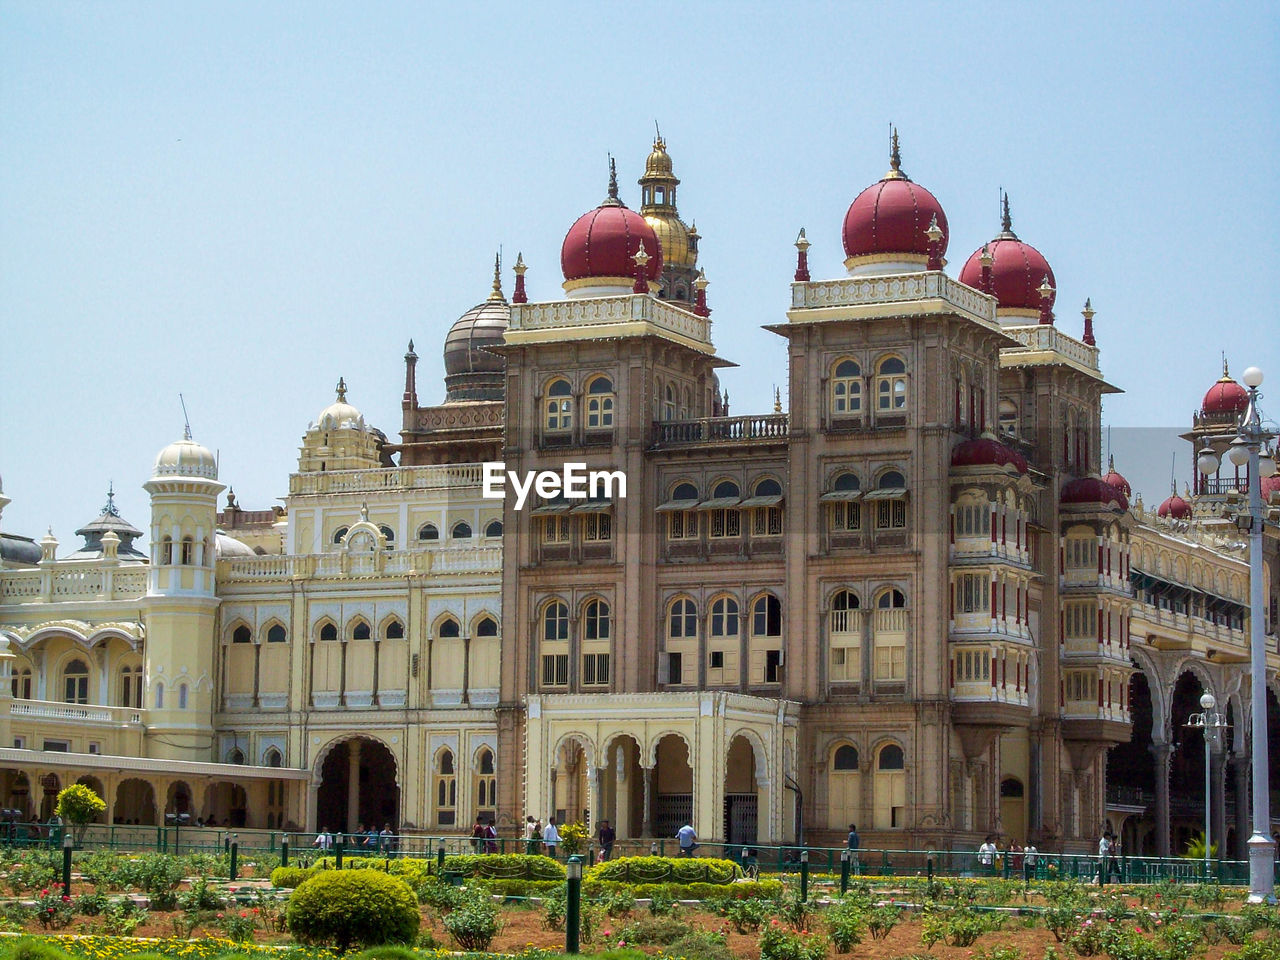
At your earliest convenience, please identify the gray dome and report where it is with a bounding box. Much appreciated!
[443,299,508,403]
[214,531,255,558]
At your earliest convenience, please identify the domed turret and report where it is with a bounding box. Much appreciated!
[66,486,147,561]
[950,435,1028,473]
[1157,491,1192,519]
[1061,475,1129,512]
[561,158,663,298]
[842,129,948,276]
[153,429,218,481]
[316,377,367,431]
[443,256,509,403]
[297,379,383,473]
[1201,361,1249,418]
[639,132,700,304]
[1101,456,1131,498]
[958,194,1056,322]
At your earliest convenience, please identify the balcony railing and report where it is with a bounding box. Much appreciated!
[0,565,148,604]
[653,414,789,447]
[950,538,1031,565]
[9,699,143,725]
[1063,699,1130,723]
[220,545,502,582]
[289,463,486,497]
[1062,635,1132,662]
[828,609,865,636]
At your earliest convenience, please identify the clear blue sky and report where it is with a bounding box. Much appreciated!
[2,1,1277,547]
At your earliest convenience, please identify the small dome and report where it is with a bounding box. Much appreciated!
[1061,475,1129,511]
[842,134,947,268]
[444,264,509,403]
[643,137,676,179]
[958,196,1055,313]
[645,214,696,271]
[154,432,218,480]
[214,531,255,558]
[1157,493,1192,519]
[1101,456,1131,498]
[1202,365,1249,417]
[561,163,663,287]
[950,436,1028,473]
[317,378,366,431]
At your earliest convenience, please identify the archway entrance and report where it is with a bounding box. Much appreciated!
[723,736,759,845]
[38,773,60,821]
[316,738,399,833]
[1107,670,1157,854]
[1170,671,1209,856]
[601,735,642,839]
[203,782,248,827]
[550,737,590,828]
[652,734,693,838]
[116,778,156,825]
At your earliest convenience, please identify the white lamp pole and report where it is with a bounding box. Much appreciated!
[1197,365,1276,902]
[1187,692,1227,879]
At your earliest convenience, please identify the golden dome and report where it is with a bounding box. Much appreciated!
[645,213,697,269]
[644,136,678,182]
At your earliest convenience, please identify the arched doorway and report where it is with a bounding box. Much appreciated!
[316,738,399,834]
[38,773,60,820]
[601,735,642,839]
[723,736,759,845]
[652,734,693,837]
[203,782,247,827]
[1000,777,1026,844]
[550,737,591,828]
[166,781,192,820]
[116,778,156,825]
[1169,671,1209,856]
[1107,669,1157,854]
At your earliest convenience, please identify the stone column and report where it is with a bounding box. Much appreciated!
[641,765,653,836]
[1232,756,1250,860]
[1151,741,1172,857]
[614,749,630,839]
[346,740,362,832]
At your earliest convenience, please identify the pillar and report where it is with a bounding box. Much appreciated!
[1151,741,1172,857]
[614,747,630,839]
[346,740,361,832]
[641,765,653,836]
[1232,755,1250,860]
[1210,746,1227,860]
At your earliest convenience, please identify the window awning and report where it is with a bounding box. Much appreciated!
[530,501,572,516]
[863,488,908,500]
[655,499,700,514]
[697,497,743,510]
[570,500,613,514]
[820,490,863,502]
[738,495,784,509]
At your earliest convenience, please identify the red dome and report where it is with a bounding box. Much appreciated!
[959,237,1055,311]
[561,194,662,284]
[843,177,948,260]
[1157,494,1192,519]
[1061,476,1129,511]
[1201,374,1249,417]
[950,437,1028,473]
[1101,457,1131,498]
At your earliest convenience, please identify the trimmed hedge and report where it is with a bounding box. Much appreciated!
[312,852,564,881]
[286,869,420,951]
[587,856,742,885]
[269,866,317,888]
[472,876,783,901]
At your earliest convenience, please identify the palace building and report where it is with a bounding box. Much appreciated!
[1,134,1277,854]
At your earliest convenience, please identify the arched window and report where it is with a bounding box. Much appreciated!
[668,597,697,638]
[436,749,457,826]
[266,624,287,643]
[582,599,610,686]
[264,748,283,768]
[180,536,194,565]
[438,617,461,639]
[708,479,741,539]
[418,523,439,542]
[751,594,782,637]
[228,747,246,765]
[998,399,1019,436]
[155,682,164,709]
[750,477,784,537]
[332,526,349,544]
[351,620,371,641]
[319,622,338,642]
[62,659,89,705]
[665,482,700,541]
[829,589,862,683]
[664,383,676,421]
[874,744,906,829]
[545,378,573,433]
[452,521,472,540]
[378,525,395,547]
[876,356,908,412]
[161,536,173,564]
[11,666,32,700]
[874,471,908,530]
[177,683,188,709]
[583,599,610,640]
[232,625,252,644]
[831,359,862,417]
[383,619,405,641]
[484,519,503,538]
[475,616,498,637]
[540,598,570,688]
[829,743,862,831]
[475,748,497,812]
[586,376,615,430]
[874,590,907,682]
[750,594,783,684]
[542,601,569,641]
[826,472,862,532]
[710,596,740,637]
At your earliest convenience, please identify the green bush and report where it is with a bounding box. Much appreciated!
[441,853,565,880]
[724,896,771,933]
[474,877,562,898]
[0,938,71,960]
[441,888,501,951]
[826,900,868,952]
[6,851,60,894]
[867,905,903,940]
[666,931,736,960]
[73,890,110,916]
[760,922,827,960]
[588,855,740,885]
[1226,939,1280,960]
[270,866,317,889]
[286,869,420,951]
[618,914,694,945]
[55,784,106,827]
[177,877,225,912]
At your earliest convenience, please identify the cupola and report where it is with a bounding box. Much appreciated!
[950,435,1028,474]
[1101,455,1131,498]
[561,158,663,298]
[958,193,1056,323]
[443,255,509,403]
[1060,475,1129,512]
[1200,360,1249,418]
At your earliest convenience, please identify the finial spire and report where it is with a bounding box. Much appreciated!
[104,482,119,517]
[512,252,528,304]
[1222,353,1230,378]
[336,376,347,402]
[179,393,192,440]
[794,228,811,282]
[925,214,945,270]
[1082,298,1096,345]
[605,155,621,205]
[360,501,369,522]
[693,269,710,317]
[488,251,505,302]
[632,241,651,294]
[773,387,782,414]
[884,125,907,180]
[1037,275,1055,325]
[654,119,663,149]
[997,190,1018,240]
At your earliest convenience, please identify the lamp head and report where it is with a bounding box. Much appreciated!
[1200,692,1216,711]
[800,849,809,863]
[1197,448,1220,476]
[1242,366,1264,389]
[1260,452,1277,478]
[566,854,583,879]
[1227,439,1251,467]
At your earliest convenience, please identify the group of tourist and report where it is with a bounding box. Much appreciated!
[312,823,397,852]
[976,835,1040,874]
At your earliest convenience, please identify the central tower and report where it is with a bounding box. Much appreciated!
[639,135,700,305]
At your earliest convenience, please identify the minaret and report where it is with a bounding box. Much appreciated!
[639,131,700,305]
[142,427,224,761]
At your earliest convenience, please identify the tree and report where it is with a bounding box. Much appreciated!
[55,783,105,841]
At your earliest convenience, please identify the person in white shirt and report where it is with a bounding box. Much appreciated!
[1097,832,1111,885]
[314,828,333,851]
[977,835,997,870]
[523,815,539,855]
[542,818,561,858]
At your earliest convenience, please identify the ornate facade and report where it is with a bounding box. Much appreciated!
[1,134,1277,854]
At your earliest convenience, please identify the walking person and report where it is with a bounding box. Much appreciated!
[471,816,485,853]
[524,815,539,855]
[1097,830,1112,885]
[977,835,997,873]
[542,817,560,858]
[484,819,498,854]
[596,819,616,862]
[846,823,861,875]
[676,820,698,857]
[314,827,333,852]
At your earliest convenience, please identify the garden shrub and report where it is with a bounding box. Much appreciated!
[269,866,316,889]
[475,877,561,898]
[1226,940,1280,960]
[0,939,71,960]
[723,896,770,933]
[74,890,110,916]
[414,877,465,912]
[866,905,903,940]
[78,850,129,890]
[216,911,257,943]
[286,869,420,951]
[1212,916,1253,945]
[602,889,636,918]
[760,921,827,960]
[177,878,225,912]
[618,914,694,945]
[665,931,736,960]
[542,886,566,930]
[588,855,741,885]
[35,889,75,930]
[55,783,106,831]
[825,899,868,952]
[441,888,501,951]
[646,887,676,915]
[442,853,565,880]
[6,851,60,894]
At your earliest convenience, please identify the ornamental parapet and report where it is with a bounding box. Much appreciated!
[289,463,485,497]
[0,563,148,604]
[508,294,712,350]
[1000,324,1104,377]
[219,544,502,582]
[787,271,998,327]
[652,413,789,448]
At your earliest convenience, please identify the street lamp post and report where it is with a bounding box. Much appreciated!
[1196,364,1277,902]
[1186,692,1229,880]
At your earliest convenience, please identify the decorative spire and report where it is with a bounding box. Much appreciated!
[488,251,505,302]
[925,214,945,271]
[360,501,369,522]
[999,190,1017,239]
[794,228,811,282]
[654,119,664,151]
[402,342,418,409]
[336,376,347,402]
[602,155,623,207]
[693,269,710,317]
[512,252,528,304]
[773,387,782,414]
[1221,354,1231,380]
[103,482,119,518]
[1037,276,1055,325]
[884,125,907,180]
[632,242,651,294]
[1082,297,1096,346]
[1107,453,1115,473]
[226,487,238,509]
[979,243,994,295]
[722,389,730,417]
